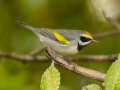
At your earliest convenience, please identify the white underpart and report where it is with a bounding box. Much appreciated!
[35,32,78,55]
[21,24,79,55]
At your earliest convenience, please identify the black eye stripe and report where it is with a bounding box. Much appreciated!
[80,36,91,42]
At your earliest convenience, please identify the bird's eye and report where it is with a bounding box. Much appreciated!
[80,36,91,42]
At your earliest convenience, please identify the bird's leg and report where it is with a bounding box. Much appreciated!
[44,47,53,60]
[45,47,65,61]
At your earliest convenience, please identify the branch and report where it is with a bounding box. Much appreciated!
[68,54,117,61]
[0,52,117,62]
[46,48,106,81]
[104,15,120,31]
[0,52,48,61]
[93,30,120,39]
[93,13,120,39]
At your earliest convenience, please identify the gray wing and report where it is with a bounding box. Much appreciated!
[31,28,83,41]
[17,20,83,41]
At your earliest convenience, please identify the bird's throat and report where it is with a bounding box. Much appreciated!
[77,43,84,51]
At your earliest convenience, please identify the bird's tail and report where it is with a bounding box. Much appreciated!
[16,20,37,32]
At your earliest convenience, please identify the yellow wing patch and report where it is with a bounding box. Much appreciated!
[53,31,70,44]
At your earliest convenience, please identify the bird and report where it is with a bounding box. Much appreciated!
[17,20,95,55]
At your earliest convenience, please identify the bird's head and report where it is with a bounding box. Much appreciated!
[77,31,96,51]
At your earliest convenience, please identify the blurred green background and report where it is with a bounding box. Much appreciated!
[0,0,120,90]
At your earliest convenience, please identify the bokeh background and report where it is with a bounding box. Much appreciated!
[0,0,120,90]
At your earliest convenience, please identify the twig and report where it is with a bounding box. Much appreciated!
[0,52,117,62]
[93,30,120,39]
[94,13,120,39]
[0,52,48,61]
[67,54,117,61]
[46,47,106,81]
[104,14,120,31]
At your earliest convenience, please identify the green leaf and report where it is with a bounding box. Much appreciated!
[81,84,102,90]
[40,61,60,90]
[105,54,120,90]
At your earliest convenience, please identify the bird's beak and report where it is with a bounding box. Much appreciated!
[92,39,99,43]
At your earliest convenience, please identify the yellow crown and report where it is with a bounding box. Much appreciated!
[83,31,93,39]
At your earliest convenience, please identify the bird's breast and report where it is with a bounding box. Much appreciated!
[53,44,79,55]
